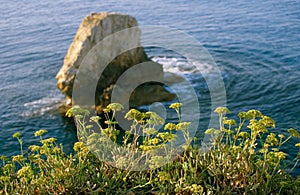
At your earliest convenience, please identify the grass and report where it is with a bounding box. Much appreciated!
[1,103,300,194]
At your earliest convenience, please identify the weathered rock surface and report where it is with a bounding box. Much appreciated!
[56,12,174,112]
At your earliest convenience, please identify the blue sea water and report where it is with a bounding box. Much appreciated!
[0,0,299,175]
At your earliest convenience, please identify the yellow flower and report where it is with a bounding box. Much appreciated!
[260,116,276,128]
[249,148,255,155]
[143,128,158,135]
[238,112,251,119]
[158,132,177,142]
[0,176,10,182]
[169,102,182,109]
[266,133,278,146]
[34,129,47,137]
[237,132,250,138]
[107,103,124,111]
[164,123,177,131]
[232,146,242,153]
[149,156,165,169]
[189,184,204,193]
[52,147,61,153]
[66,106,90,117]
[17,166,31,178]
[13,132,21,138]
[116,156,128,168]
[247,119,267,133]
[288,128,300,138]
[176,122,191,131]
[278,134,285,139]
[247,109,263,118]
[29,145,40,152]
[214,107,230,114]
[148,138,161,145]
[0,155,8,161]
[146,111,165,125]
[158,171,170,182]
[275,152,287,160]
[90,116,101,123]
[30,154,42,164]
[41,138,57,144]
[224,119,236,126]
[139,145,156,151]
[125,109,144,122]
[12,155,25,162]
[73,141,88,152]
[205,128,221,135]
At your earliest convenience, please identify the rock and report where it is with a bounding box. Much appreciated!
[56,12,174,112]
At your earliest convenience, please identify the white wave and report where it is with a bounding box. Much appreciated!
[24,96,63,108]
[151,56,217,75]
[22,93,65,117]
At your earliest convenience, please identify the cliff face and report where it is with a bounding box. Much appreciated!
[56,12,174,112]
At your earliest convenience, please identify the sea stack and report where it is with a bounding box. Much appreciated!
[56,12,174,112]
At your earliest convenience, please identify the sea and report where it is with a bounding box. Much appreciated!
[0,0,299,175]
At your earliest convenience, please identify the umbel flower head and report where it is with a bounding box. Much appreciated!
[169,102,182,109]
[34,129,47,137]
[214,107,230,115]
[13,132,21,138]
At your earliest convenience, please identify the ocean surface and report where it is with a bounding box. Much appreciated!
[0,0,299,175]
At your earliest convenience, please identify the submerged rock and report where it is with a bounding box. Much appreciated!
[56,12,174,112]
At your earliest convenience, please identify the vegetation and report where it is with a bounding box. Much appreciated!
[1,103,300,194]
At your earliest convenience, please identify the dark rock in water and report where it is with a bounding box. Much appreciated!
[56,12,174,112]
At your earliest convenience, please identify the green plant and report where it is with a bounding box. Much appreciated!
[0,103,299,194]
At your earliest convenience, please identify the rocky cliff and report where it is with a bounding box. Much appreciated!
[56,12,174,112]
